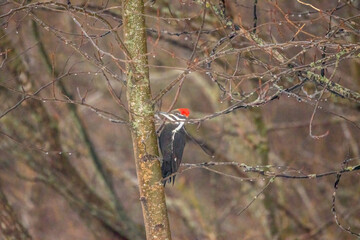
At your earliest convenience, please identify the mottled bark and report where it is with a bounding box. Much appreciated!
[123,0,172,239]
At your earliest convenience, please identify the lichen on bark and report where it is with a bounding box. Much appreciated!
[122,0,172,239]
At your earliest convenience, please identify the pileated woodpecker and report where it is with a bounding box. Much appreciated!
[157,108,190,186]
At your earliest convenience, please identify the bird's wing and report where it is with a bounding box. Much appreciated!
[173,128,186,171]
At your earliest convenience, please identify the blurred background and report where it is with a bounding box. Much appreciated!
[1,0,360,239]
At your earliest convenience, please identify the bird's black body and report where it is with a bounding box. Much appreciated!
[159,122,187,186]
[159,123,186,185]
[157,108,189,186]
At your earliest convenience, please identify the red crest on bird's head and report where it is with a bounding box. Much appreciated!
[176,108,190,118]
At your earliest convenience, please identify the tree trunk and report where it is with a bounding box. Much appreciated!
[122,0,172,239]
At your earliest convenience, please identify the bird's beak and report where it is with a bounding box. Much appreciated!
[157,112,175,121]
[157,112,168,115]
[157,112,169,118]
